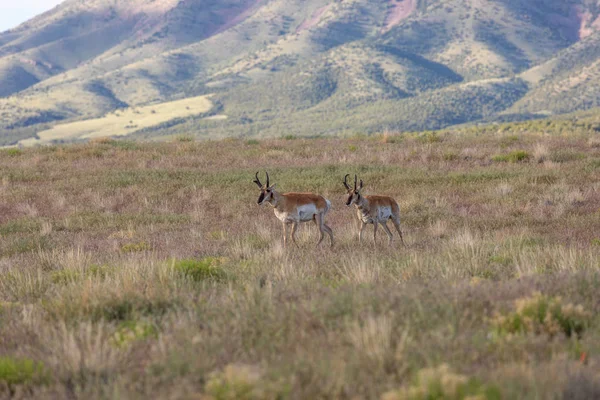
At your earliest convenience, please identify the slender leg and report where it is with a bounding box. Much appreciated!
[392,217,406,247]
[282,222,289,248]
[323,223,334,248]
[291,222,300,248]
[373,221,379,244]
[382,221,393,245]
[315,214,325,246]
[358,222,367,243]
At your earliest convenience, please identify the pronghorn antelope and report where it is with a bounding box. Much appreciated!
[343,174,405,246]
[253,171,334,248]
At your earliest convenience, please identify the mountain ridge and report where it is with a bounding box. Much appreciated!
[2,0,600,145]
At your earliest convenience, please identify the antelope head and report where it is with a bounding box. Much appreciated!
[253,171,276,205]
[343,174,363,206]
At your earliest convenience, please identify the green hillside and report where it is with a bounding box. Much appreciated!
[2,0,600,145]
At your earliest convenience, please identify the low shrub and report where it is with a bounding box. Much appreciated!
[205,364,286,400]
[381,364,500,400]
[121,241,152,253]
[416,131,442,143]
[492,150,530,163]
[2,148,22,157]
[110,321,158,347]
[51,270,81,285]
[0,357,48,388]
[175,135,195,142]
[491,292,591,338]
[173,258,228,282]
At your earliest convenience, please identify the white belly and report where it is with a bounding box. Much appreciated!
[274,204,318,223]
[297,204,318,222]
[377,206,393,221]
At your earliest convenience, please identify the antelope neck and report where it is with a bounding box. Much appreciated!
[355,196,369,210]
[267,190,282,208]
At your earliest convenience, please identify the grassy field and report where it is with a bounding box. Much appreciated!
[0,131,599,399]
[18,96,215,147]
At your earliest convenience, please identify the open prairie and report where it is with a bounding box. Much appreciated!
[0,131,600,399]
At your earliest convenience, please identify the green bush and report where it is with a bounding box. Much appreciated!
[492,150,530,163]
[381,364,501,400]
[110,321,158,347]
[491,292,591,338]
[0,357,48,387]
[173,258,227,282]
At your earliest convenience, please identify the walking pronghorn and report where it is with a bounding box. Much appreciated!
[343,174,405,246]
[254,171,334,248]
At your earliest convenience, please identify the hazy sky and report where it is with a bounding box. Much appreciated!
[0,0,64,32]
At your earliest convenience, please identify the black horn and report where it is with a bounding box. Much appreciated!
[266,171,270,187]
[253,171,263,188]
[343,174,351,190]
[354,175,358,191]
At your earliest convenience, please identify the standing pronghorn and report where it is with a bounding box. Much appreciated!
[254,171,334,248]
[343,174,405,246]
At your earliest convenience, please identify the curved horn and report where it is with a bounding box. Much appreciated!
[265,171,270,187]
[253,171,263,188]
[343,174,351,190]
[359,179,364,190]
[354,175,358,191]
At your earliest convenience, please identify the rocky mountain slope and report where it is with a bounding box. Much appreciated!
[1,0,600,145]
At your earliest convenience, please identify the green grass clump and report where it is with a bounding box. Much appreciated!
[416,131,442,143]
[2,148,23,157]
[4,236,51,256]
[443,152,458,161]
[110,321,158,347]
[492,150,530,163]
[381,364,501,400]
[491,292,591,338]
[121,241,152,253]
[0,357,48,388]
[51,270,81,284]
[205,364,286,400]
[91,298,174,322]
[246,139,260,145]
[175,135,195,142]
[173,258,227,282]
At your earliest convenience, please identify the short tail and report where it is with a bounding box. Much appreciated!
[325,199,332,215]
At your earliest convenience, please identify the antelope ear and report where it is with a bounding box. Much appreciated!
[268,184,276,190]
